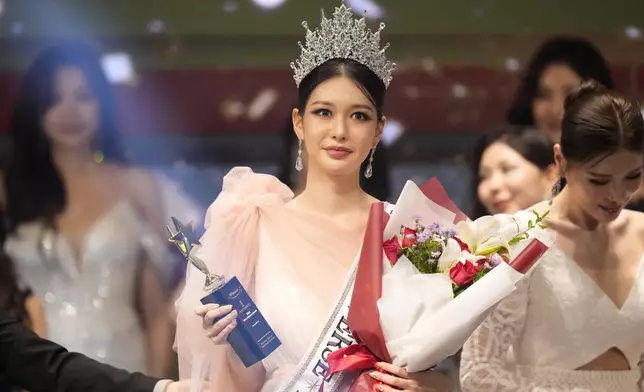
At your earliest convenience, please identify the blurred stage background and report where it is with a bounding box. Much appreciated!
[1,0,643,214]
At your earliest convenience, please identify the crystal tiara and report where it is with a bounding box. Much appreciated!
[290,1,395,89]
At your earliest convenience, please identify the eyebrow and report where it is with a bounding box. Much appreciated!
[587,167,643,177]
[309,100,374,112]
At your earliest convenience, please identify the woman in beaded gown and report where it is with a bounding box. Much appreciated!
[460,81,644,391]
[2,42,174,376]
[174,3,451,392]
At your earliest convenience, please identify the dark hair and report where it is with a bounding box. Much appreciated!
[298,58,386,119]
[553,80,644,194]
[292,58,391,199]
[4,41,126,231]
[0,210,31,325]
[471,126,555,218]
[507,36,614,127]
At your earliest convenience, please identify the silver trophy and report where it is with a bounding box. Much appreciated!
[166,217,225,291]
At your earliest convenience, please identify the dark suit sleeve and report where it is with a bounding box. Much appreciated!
[0,310,160,392]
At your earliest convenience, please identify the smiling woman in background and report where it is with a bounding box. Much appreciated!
[471,127,557,218]
[507,36,613,143]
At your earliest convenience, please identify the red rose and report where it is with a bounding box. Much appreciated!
[453,237,471,253]
[450,260,480,287]
[402,227,417,247]
[383,236,402,265]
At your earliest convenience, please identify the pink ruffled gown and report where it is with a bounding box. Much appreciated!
[174,167,365,392]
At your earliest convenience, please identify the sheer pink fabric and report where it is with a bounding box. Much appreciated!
[174,167,364,392]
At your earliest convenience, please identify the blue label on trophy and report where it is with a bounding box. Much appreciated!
[201,276,282,367]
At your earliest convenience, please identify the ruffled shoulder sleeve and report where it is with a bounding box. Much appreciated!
[174,167,293,392]
[196,166,293,286]
[203,166,293,230]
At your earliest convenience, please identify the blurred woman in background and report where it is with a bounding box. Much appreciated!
[2,42,173,377]
[471,127,557,218]
[507,36,613,143]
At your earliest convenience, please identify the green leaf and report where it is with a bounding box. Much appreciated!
[511,217,520,233]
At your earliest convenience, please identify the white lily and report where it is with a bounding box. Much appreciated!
[437,237,487,273]
[454,215,512,257]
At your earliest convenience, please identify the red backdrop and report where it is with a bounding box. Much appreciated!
[0,64,640,135]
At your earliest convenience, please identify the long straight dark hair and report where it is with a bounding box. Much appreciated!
[0,208,30,325]
[507,36,614,128]
[4,42,126,232]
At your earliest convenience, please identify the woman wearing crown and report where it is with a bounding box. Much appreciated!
[173,3,451,392]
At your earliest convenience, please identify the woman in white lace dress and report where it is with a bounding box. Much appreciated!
[460,81,644,391]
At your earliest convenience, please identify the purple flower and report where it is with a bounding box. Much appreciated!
[427,222,444,235]
[417,230,431,243]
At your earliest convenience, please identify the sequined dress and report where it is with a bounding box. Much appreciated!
[4,201,169,372]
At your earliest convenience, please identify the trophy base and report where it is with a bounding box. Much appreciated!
[201,276,282,368]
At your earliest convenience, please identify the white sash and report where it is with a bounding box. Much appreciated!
[276,202,394,392]
[275,257,359,392]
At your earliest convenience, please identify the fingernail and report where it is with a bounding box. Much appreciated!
[369,371,377,378]
[376,385,384,392]
[223,305,233,311]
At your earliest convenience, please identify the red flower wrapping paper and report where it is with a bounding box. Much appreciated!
[327,178,551,391]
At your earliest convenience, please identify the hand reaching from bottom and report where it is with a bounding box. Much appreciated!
[368,362,451,392]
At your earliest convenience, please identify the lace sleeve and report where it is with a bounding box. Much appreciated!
[459,276,531,391]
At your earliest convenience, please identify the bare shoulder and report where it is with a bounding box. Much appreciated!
[529,200,551,216]
[125,165,158,189]
[621,209,644,237]
[109,164,161,201]
[104,163,163,220]
[122,166,166,229]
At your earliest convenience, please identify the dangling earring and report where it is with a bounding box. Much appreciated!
[295,139,303,172]
[549,175,564,204]
[364,146,376,179]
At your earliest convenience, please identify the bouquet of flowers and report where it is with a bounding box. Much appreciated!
[326,178,551,391]
[384,210,548,297]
